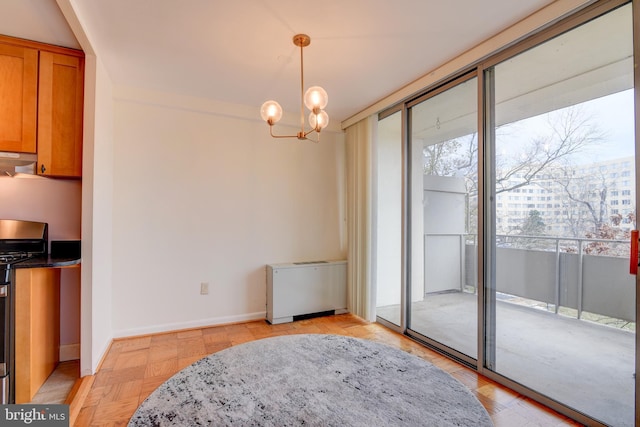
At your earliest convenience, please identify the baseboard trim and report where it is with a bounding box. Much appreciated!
[66,375,94,427]
[60,344,80,361]
[111,311,266,339]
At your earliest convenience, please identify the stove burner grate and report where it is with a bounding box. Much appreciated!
[0,252,33,265]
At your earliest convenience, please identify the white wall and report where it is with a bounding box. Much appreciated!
[83,54,114,374]
[111,88,346,336]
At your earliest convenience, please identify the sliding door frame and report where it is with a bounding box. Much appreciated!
[376,104,408,334]
[478,66,492,374]
[403,71,480,368]
[633,0,639,426]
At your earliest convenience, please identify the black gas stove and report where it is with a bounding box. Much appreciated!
[0,219,48,404]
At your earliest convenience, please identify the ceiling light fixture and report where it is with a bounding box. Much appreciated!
[260,34,329,143]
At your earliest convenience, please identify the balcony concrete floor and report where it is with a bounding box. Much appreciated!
[377,291,634,427]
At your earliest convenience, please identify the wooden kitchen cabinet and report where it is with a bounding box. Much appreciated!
[14,268,61,403]
[0,35,84,177]
[37,51,84,177]
[0,43,38,153]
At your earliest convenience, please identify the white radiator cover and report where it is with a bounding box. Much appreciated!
[266,260,348,324]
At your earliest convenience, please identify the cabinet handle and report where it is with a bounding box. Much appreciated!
[40,164,46,174]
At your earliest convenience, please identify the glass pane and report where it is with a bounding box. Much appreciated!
[490,4,634,426]
[376,111,403,326]
[409,77,478,359]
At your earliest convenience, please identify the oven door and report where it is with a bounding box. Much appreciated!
[0,267,10,403]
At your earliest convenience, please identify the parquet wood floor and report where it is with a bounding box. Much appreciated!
[75,314,581,426]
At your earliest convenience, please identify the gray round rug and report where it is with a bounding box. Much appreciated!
[128,334,493,426]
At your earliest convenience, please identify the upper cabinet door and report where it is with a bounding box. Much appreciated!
[37,51,84,177]
[0,44,38,153]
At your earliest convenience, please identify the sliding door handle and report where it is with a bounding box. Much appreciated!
[630,230,638,275]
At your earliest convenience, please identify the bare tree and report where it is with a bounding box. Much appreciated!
[424,106,602,199]
[554,168,610,235]
[423,105,618,245]
[552,167,635,255]
[495,106,603,194]
[423,133,477,178]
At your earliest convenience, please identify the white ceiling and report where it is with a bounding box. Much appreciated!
[1,0,558,124]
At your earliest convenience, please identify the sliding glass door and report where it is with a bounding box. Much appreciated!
[406,75,478,361]
[485,4,635,426]
[375,1,637,425]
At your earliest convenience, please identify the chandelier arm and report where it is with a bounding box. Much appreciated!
[302,128,321,142]
[269,125,298,139]
[270,122,320,142]
[302,127,320,137]
[268,122,320,142]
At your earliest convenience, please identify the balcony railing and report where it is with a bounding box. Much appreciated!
[431,233,635,322]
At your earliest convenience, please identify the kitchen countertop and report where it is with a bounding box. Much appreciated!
[12,255,81,269]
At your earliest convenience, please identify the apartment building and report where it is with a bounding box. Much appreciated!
[495,156,635,237]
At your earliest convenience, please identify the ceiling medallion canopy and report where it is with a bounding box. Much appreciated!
[260,34,329,143]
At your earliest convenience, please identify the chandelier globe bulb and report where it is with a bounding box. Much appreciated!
[304,86,328,111]
[260,100,283,124]
[309,109,329,131]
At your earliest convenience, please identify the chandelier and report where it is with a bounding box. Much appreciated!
[260,34,329,143]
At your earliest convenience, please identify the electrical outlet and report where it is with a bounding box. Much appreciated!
[200,282,209,295]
